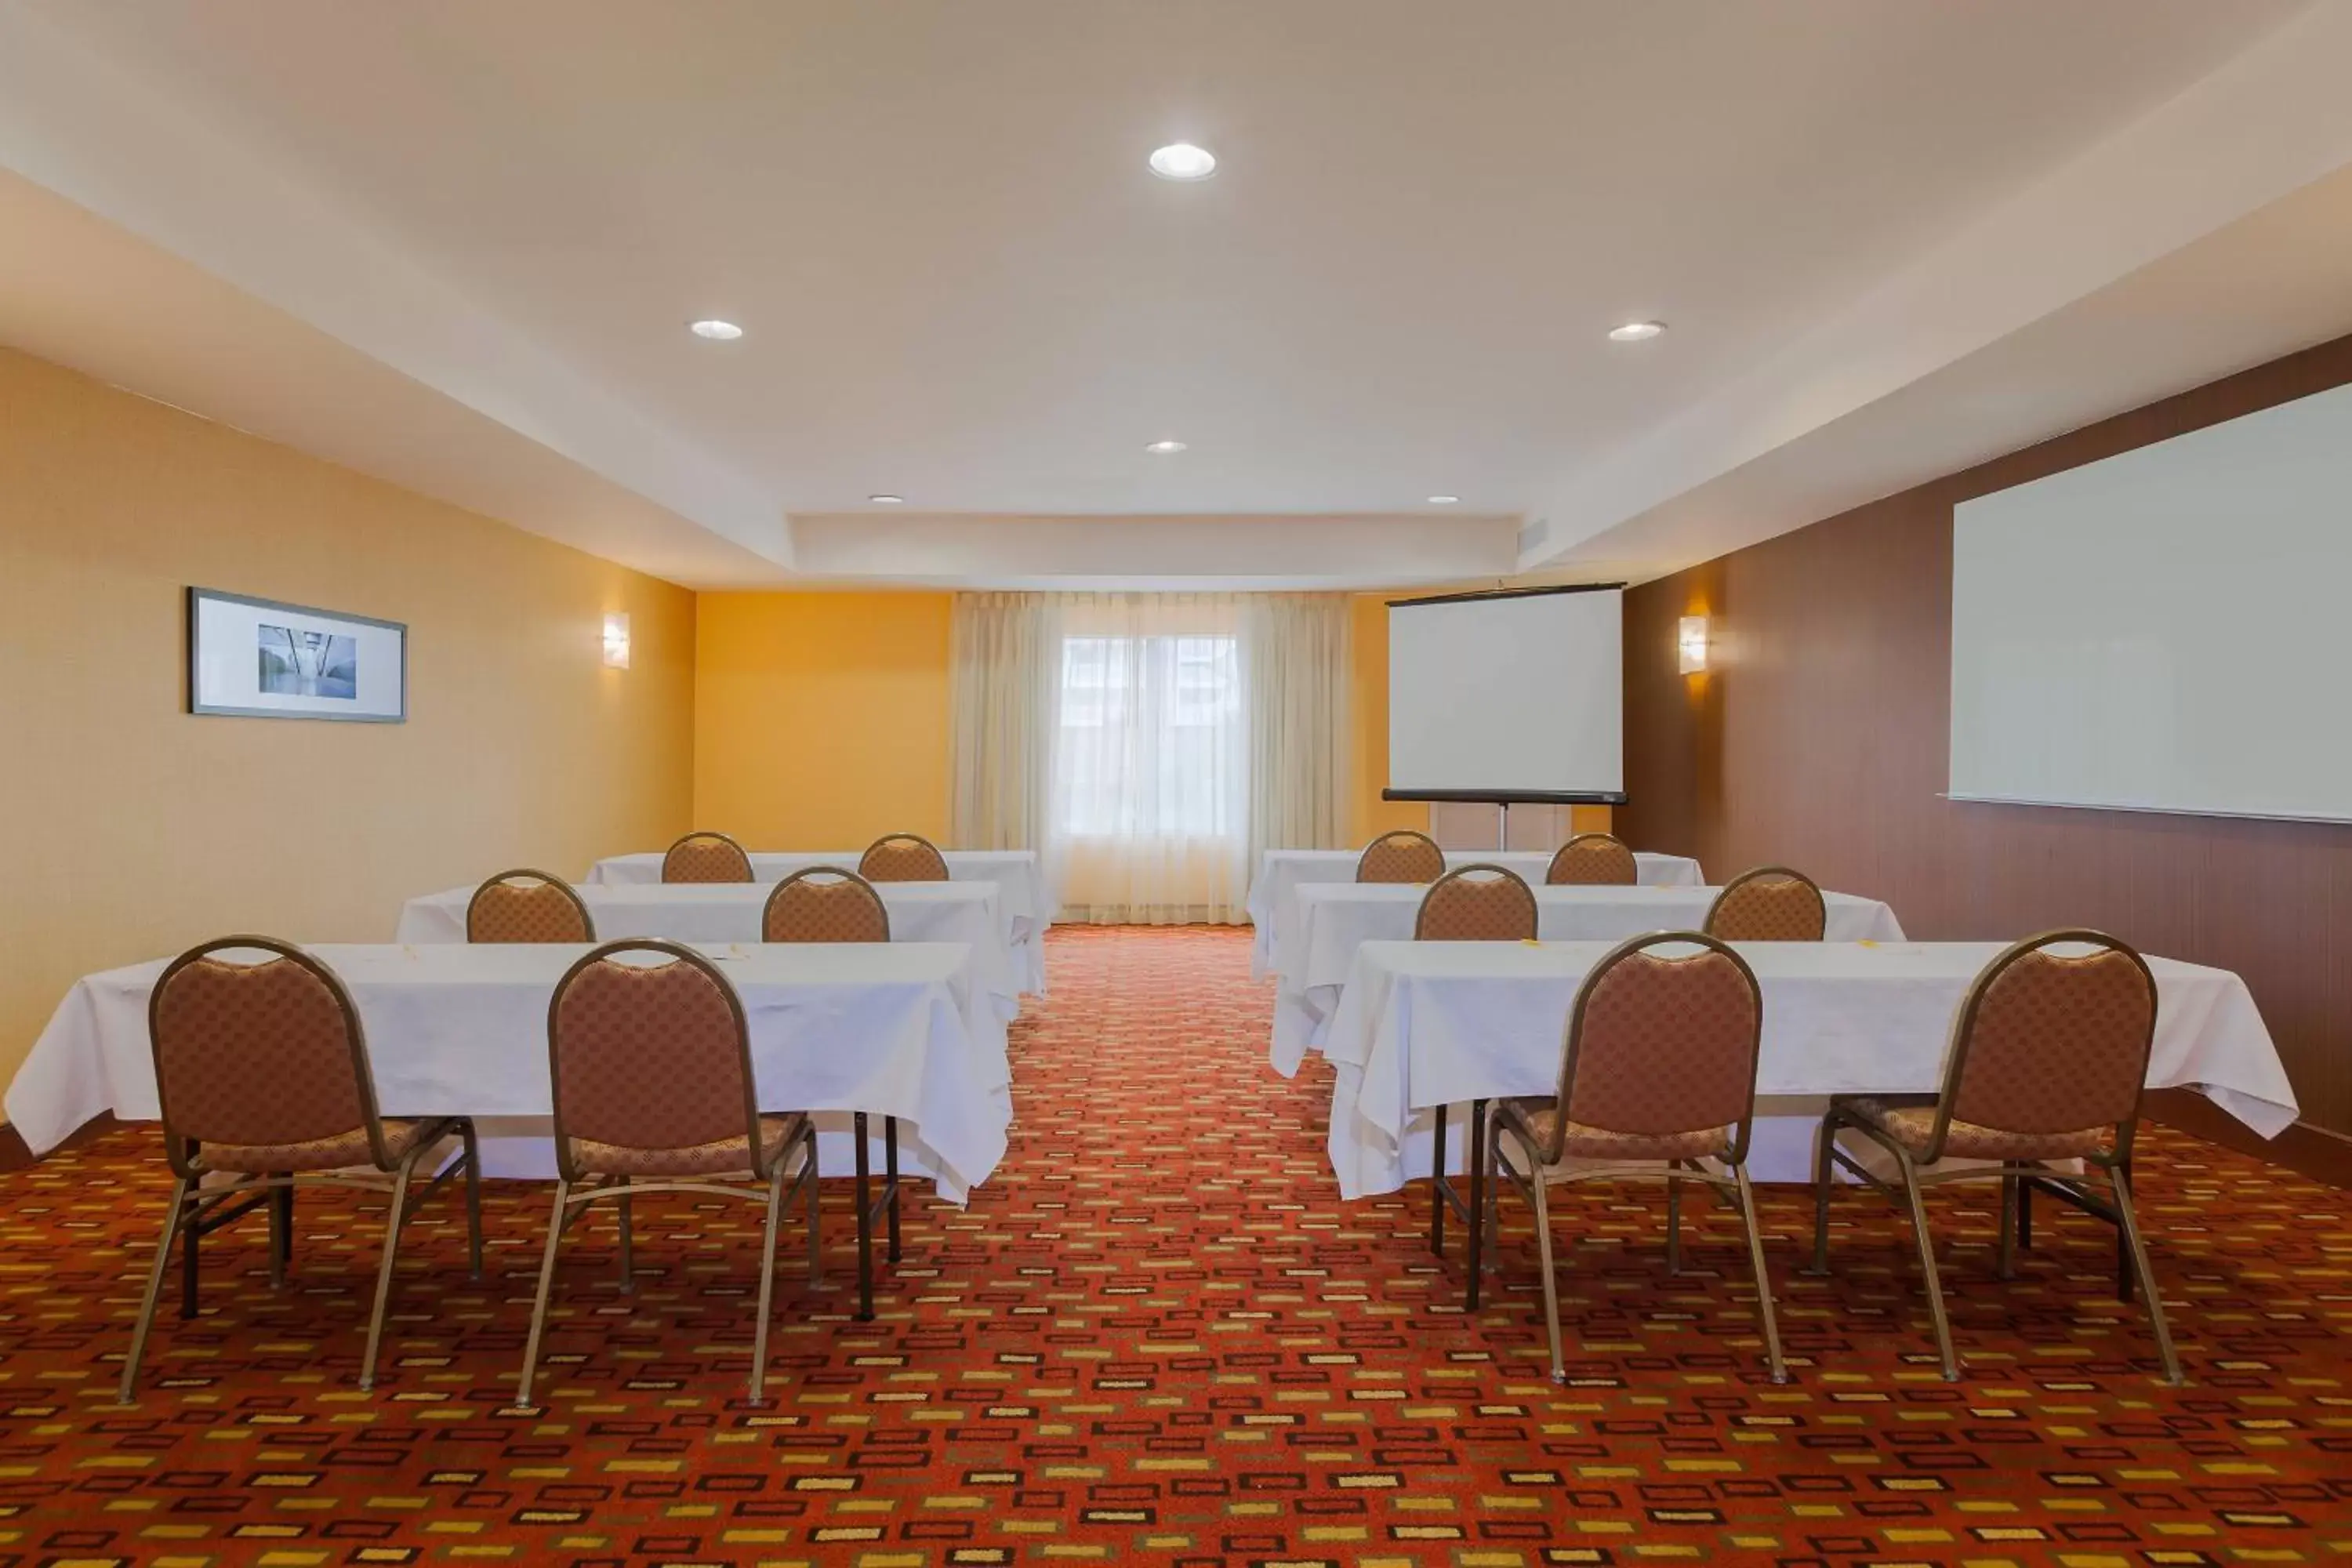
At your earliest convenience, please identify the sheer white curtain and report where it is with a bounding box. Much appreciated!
[949,590,1355,926]
[1244,593,1354,882]
[950,593,1058,862]
[1050,593,1250,924]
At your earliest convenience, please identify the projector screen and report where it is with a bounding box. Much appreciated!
[1951,379,2352,823]
[1387,586,1624,802]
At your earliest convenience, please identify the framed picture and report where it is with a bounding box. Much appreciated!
[187,587,407,722]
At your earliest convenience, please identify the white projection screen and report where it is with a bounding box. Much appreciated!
[1387,586,1624,802]
[1951,379,2352,823]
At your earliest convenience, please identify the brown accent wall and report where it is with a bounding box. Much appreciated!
[1624,331,2352,1136]
[0,348,696,1102]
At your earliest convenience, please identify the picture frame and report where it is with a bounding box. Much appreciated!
[186,586,408,722]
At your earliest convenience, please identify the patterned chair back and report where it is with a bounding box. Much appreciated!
[1546,832,1638,885]
[467,869,596,943]
[546,941,760,1181]
[858,833,949,883]
[1414,864,1539,942]
[1704,866,1827,941]
[662,831,753,884]
[1933,931,2157,1157]
[1356,829,1446,884]
[147,937,379,1177]
[1552,932,1763,1162]
[764,868,891,943]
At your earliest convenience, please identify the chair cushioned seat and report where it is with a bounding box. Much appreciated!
[1506,1100,1730,1163]
[1844,1098,2107,1162]
[198,1117,435,1174]
[571,1114,806,1178]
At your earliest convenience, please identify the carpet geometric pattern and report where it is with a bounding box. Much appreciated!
[2,924,2347,1563]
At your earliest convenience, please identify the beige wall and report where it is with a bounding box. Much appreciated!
[693,592,956,848]
[0,349,695,1097]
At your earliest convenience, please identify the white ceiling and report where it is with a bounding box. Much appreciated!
[3,1,2350,588]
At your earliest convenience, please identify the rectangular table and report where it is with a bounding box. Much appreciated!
[397,880,1022,1024]
[1247,847,1704,980]
[7,942,1011,1204]
[1269,883,1907,1074]
[586,849,1049,993]
[1319,938,2298,1198]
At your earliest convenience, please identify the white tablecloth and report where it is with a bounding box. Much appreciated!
[397,881,1022,1023]
[5,942,1011,1203]
[1319,939,2299,1198]
[1270,884,1907,1075]
[586,849,1049,993]
[1246,848,1704,978]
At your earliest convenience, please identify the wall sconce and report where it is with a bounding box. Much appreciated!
[1678,615,1709,674]
[602,612,631,669]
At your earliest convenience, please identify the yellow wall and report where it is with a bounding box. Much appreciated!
[693,592,955,848]
[0,348,695,1096]
[1348,593,1431,843]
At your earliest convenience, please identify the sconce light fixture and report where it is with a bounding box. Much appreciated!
[1678,615,1708,674]
[602,612,631,669]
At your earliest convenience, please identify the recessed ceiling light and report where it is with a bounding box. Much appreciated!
[869,493,904,504]
[1148,143,1217,181]
[1608,320,1666,343]
[1428,495,1461,505]
[1145,439,1188,455]
[689,318,744,340]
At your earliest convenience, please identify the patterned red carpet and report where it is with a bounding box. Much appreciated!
[2,924,2349,1564]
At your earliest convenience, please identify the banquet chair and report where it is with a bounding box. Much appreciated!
[1704,866,1827,941]
[1414,863,1539,1298]
[1809,930,2180,1385]
[517,939,820,1407]
[1481,931,1785,1383]
[1545,831,1639,885]
[859,832,950,882]
[120,936,483,1403]
[1357,828,1446,884]
[764,867,899,1317]
[466,869,596,943]
[662,830,753,884]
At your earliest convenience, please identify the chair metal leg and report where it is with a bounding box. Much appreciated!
[1806,1112,1838,1276]
[269,1178,293,1288]
[855,1111,875,1321]
[1479,1103,1504,1277]
[1665,1167,1685,1276]
[1428,1105,1448,1255]
[459,1122,485,1282]
[884,1116,902,1264]
[118,1176,192,1405]
[1894,1152,1960,1381]
[802,1131,823,1287]
[615,1176,635,1295]
[2016,1176,2033,1249]
[748,1165,788,1404]
[1733,1163,1788,1385]
[1526,1155,1566,1383]
[358,1155,419,1392]
[1996,1176,2018,1280]
[2108,1167,2183,1386]
[1466,1105,1494,1306]
[1464,1098,1486,1306]
[180,1193,201,1319]
[2113,1156,2136,1304]
[515,1180,571,1410]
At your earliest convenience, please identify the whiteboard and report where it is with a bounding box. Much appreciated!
[1388,587,1624,800]
[1950,380,2352,822]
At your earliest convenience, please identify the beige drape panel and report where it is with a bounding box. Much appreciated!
[950,590,1355,927]
[949,593,1057,869]
[1244,593,1354,885]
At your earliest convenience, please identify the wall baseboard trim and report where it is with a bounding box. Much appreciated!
[2143,1088,2351,1189]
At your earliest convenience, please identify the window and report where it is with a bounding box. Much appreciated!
[1054,633,1243,837]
